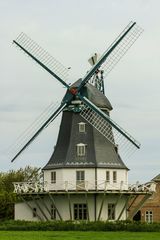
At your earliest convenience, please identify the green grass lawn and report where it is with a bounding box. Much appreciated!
[0,231,160,240]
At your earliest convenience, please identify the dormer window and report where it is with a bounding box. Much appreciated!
[76,143,86,156]
[78,122,86,133]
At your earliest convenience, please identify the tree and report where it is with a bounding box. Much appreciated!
[0,166,41,220]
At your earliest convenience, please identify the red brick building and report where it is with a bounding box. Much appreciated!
[129,175,160,222]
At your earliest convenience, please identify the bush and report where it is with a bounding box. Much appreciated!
[0,220,160,232]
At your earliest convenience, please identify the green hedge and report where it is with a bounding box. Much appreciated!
[0,220,160,232]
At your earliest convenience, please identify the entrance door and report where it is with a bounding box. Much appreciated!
[133,210,141,221]
[76,171,85,190]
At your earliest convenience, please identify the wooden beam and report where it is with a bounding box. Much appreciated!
[117,195,131,221]
[97,193,106,221]
[31,195,49,221]
[37,194,52,219]
[128,194,151,220]
[85,193,90,221]
[19,195,42,221]
[94,193,97,221]
[67,193,72,220]
[127,195,138,211]
[106,193,122,221]
[48,193,62,221]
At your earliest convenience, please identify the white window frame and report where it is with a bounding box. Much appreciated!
[76,170,85,190]
[78,122,86,133]
[76,143,86,156]
[76,170,85,181]
[113,171,117,183]
[106,171,110,183]
[51,171,56,184]
[145,210,153,223]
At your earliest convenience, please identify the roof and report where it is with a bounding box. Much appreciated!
[43,82,127,170]
[43,111,128,170]
[152,174,160,182]
[64,79,113,111]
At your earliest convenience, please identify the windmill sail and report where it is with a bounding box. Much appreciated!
[13,33,69,88]
[9,101,66,162]
[79,96,140,158]
[78,22,143,91]
[101,22,143,78]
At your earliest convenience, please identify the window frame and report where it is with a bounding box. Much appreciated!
[78,122,86,133]
[51,171,56,184]
[106,171,110,183]
[76,170,85,181]
[74,203,88,220]
[108,203,115,220]
[113,171,117,183]
[51,204,56,220]
[145,210,153,223]
[76,143,86,156]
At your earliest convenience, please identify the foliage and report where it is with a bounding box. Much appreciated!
[1,220,160,232]
[0,166,41,220]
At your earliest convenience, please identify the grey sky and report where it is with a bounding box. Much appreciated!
[0,0,160,183]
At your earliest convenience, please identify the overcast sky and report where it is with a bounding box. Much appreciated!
[0,0,160,184]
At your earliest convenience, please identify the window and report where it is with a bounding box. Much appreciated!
[76,171,85,190]
[76,143,86,156]
[51,204,56,220]
[76,171,85,181]
[145,211,153,223]
[74,204,87,220]
[113,171,117,183]
[106,171,110,182]
[78,122,86,133]
[32,207,37,218]
[51,171,56,183]
[108,204,115,220]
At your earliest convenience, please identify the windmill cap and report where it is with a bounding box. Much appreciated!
[67,79,113,111]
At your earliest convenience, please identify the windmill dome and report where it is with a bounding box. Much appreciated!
[66,79,113,111]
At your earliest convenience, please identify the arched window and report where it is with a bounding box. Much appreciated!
[145,211,153,223]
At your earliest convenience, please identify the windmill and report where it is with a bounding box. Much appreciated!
[11,21,142,163]
[12,22,155,222]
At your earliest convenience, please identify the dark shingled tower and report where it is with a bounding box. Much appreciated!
[43,82,128,170]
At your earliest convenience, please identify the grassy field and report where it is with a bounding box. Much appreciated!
[0,231,160,240]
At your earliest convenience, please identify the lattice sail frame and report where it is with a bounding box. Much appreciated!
[8,101,61,158]
[80,102,141,159]
[99,21,143,78]
[14,32,69,81]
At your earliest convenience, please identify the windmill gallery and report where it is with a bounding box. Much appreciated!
[11,22,155,221]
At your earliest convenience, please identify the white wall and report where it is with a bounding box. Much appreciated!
[15,194,128,221]
[97,168,128,190]
[15,201,40,221]
[43,168,128,191]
